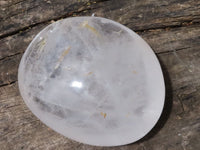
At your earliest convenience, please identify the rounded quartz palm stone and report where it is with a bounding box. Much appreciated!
[18,17,165,146]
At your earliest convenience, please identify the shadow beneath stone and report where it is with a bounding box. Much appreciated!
[133,57,173,144]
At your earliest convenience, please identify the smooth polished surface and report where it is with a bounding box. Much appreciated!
[18,17,165,146]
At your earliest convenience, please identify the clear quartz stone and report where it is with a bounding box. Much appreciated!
[18,17,165,146]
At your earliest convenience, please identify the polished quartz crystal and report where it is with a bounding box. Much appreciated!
[18,17,165,146]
